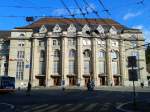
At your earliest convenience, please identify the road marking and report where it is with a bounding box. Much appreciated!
[68,103,83,111]
[0,103,15,109]
[83,103,98,111]
[34,104,59,112]
[31,104,49,112]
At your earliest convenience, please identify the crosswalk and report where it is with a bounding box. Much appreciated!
[15,103,115,112]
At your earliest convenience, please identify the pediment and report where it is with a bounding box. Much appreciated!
[109,26,117,35]
[39,25,47,33]
[82,24,90,32]
[67,24,76,33]
[53,24,62,32]
[97,25,104,33]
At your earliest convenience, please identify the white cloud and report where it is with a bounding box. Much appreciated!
[132,25,144,29]
[123,12,142,20]
[144,29,150,43]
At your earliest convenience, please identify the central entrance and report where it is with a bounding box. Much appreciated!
[51,75,61,86]
[67,75,77,86]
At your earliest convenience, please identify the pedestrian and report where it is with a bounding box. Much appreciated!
[26,82,31,95]
[140,82,144,88]
[90,80,95,91]
[87,80,90,91]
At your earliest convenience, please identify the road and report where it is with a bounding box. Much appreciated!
[0,87,150,112]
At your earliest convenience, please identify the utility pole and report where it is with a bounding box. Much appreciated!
[128,56,138,110]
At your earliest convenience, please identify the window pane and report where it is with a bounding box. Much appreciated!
[69,60,75,74]
[99,61,105,74]
[53,61,60,74]
[112,61,118,75]
[84,61,90,74]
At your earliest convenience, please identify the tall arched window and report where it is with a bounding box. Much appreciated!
[39,50,45,75]
[83,49,91,74]
[98,50,106,74]
[53,49,60,74]
[69,49,76,57]
[111,51,119,75]
[69,49,76,74]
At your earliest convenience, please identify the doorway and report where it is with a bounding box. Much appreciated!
[84,77,90,86]
[39,78,45,86]
[114,76,120,86]
[100,76,107,85]
[69,77,76,86]
[53,77,61,86]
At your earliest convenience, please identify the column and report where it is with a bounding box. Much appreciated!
[61,36,68,86]
[31,38,39,86]
[92,37,98,86]
[46,37,53,86]
[119,39,125,86]
[106,38,113,86]
[77,36,84,86]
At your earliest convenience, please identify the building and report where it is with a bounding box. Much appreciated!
[7,18,148,88]
[0,31,10,76]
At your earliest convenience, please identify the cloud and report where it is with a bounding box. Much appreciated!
[132,25,144,29]
[144,29,150,42]
[123,12,142,20]
[132,25,150,42]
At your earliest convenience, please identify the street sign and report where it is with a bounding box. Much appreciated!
[128,56,137,67]
[128,69,138,81]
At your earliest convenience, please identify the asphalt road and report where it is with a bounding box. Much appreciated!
[0,87,150,112]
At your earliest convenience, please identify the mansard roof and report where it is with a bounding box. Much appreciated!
[15,18,141,33]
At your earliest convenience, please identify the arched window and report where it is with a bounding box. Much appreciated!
[54,49,60,57]
[111,51,118,59]
[98,51,105,58]
[69,49,76,57]
[83,49,90,57]
[53,49,60,74]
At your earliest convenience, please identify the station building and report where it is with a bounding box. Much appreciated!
[5,18,148,88]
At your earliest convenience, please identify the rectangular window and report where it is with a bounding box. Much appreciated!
[53,40,57,45]
[53,61,60,74]
[17,51,25,59]
[112,61,118,75]
[99,61,105,74]
[16,61,24,80]
[84,61,90,74]
[69,60,75,74]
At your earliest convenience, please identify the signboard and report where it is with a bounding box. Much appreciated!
[128,56,137,67]
[128,69,138,81]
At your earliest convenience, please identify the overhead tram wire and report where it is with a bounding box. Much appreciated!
[73,0,94,32]
[97,0,111,16]
[82,0,115,30]
[59,0,86,29]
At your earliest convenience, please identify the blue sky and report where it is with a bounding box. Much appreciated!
[0,0,150,42]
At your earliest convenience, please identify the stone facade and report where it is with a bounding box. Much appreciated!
[5,18,148,88]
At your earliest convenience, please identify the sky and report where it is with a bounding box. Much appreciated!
[0,0,150,42]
